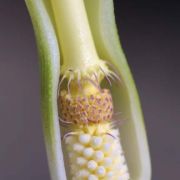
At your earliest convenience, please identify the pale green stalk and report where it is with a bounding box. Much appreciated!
[50,0,100,74]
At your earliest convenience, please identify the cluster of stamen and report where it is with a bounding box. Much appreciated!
[59,89,113,124]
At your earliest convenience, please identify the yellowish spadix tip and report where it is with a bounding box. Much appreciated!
[64,123,129,179]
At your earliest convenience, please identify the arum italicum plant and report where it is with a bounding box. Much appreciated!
[25,0,151,179]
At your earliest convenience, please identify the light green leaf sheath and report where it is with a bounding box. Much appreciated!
[25,0,151,180]
[25,0,66,179]
[84,1,151,179]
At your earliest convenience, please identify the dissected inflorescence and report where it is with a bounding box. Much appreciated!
[59,70,129,180]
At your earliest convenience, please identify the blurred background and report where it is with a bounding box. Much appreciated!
[0,0,179,179]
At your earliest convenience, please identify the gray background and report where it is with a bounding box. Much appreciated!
[0,0,179,179]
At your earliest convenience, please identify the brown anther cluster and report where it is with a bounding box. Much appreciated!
[59,89,113,124]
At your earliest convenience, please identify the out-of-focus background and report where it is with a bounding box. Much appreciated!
[0,0,179,179]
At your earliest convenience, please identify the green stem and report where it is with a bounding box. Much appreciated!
[50,0,100,74]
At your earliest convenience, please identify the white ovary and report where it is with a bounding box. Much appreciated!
[87,160,98,171]
[73,143,84,153]
[102,142,112,153]
[93,151,104,162]
[65,126,130,179]
[76,157,87,166]
[79,134,91,145]
[107,171,113,177]
[88,174,98,180]
[83,147,94,158]
[76,169,89,178]
[95,166,106,177]
[91,136,103,148]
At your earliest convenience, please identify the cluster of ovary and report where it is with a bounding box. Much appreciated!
[59,81,129,179]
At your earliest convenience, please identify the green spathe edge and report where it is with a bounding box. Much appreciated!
[84,1,151,179]
[25,0,151,180]
[25,0,66,179]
